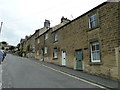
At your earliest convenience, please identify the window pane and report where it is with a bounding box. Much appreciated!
[91,21,97,28]
[45,33,48,40]
[92,21,96,28]
[38,39,40,43]
[90,15,94,21]
[91,42,100,62]
[92,51,100,61]
[37,50,39,55]
[92,45,95,51]
[54,33,58,41]
[90,17,93,22]
[96,44,99,50]
[44,47,47,54]
[89,14,97,29]
[94,20,97,27]
[96,51,100,60]
[54,48,57,58]
[93,14,96,20]
[92,52,96,60]
[54,52,57,58]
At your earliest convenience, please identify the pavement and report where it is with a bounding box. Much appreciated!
[30,58,120,89]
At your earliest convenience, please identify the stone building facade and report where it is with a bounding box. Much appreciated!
[19,30,38,57]
[43,2,119,80]
[35,28,48,60]
[35,18,70,61]
[35,20,51,60]
[19,2,120,81]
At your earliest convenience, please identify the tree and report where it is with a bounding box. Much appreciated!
[1,41,7,45]
[1,47,4,50]
[9,46,15,51]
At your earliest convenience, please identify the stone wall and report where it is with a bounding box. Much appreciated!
[46,2,119,80]
[31,2,120,81]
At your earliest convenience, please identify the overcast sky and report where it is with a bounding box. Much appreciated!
[0,0,107,46]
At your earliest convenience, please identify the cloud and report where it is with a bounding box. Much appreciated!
[0,0,106,46]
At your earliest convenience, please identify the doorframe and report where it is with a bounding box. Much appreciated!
[61,50,66,66]
[41,48,44,61]
[75,49,83,70]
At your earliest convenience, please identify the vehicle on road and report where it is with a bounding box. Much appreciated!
[0,50,4,63]
[0,50,7,63]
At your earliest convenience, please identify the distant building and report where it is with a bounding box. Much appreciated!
[35,19,51,60]
[0,41,8,50]
[35,17,70,61]
[19,30,38,58]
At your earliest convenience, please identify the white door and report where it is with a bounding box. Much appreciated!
[62,51,66,66]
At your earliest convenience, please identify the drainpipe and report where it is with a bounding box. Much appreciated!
[43,35,45,62]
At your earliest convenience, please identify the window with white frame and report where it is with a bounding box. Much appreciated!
[53,48,58,59]
[37,39,40,43]
[45,33,48,40]
[89,14,98,29]
[37,50,39,55]
[90,42,100,62]
[44,46,48,54]
[54,32,58,42]
[32,46,35,52]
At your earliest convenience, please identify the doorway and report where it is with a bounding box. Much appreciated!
[62,51,66,66]
[75,50,83,70]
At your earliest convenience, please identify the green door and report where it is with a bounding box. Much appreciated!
[75,50,83,70]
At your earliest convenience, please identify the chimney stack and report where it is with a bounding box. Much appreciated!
[61,16,70,23]
[44,19,50,28]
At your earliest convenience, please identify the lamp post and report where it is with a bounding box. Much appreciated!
[0,22,3,33]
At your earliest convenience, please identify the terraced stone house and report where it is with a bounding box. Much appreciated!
[19,2,120,81]
[41,2,120,81]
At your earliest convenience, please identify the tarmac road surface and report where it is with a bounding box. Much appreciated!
[2,54,106,88]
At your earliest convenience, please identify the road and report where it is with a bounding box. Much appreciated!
[2,54,103,88]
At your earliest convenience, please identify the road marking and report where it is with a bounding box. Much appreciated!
[41,64,107,89]
[32,61,108,89]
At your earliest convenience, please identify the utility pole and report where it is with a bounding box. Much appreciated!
[0,22,3,34]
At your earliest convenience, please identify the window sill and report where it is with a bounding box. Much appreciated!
[53,40,58,43]
[45,39,48,40]
[89,62,103,65]
[53,58,58,60]
[87,26,100,32]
